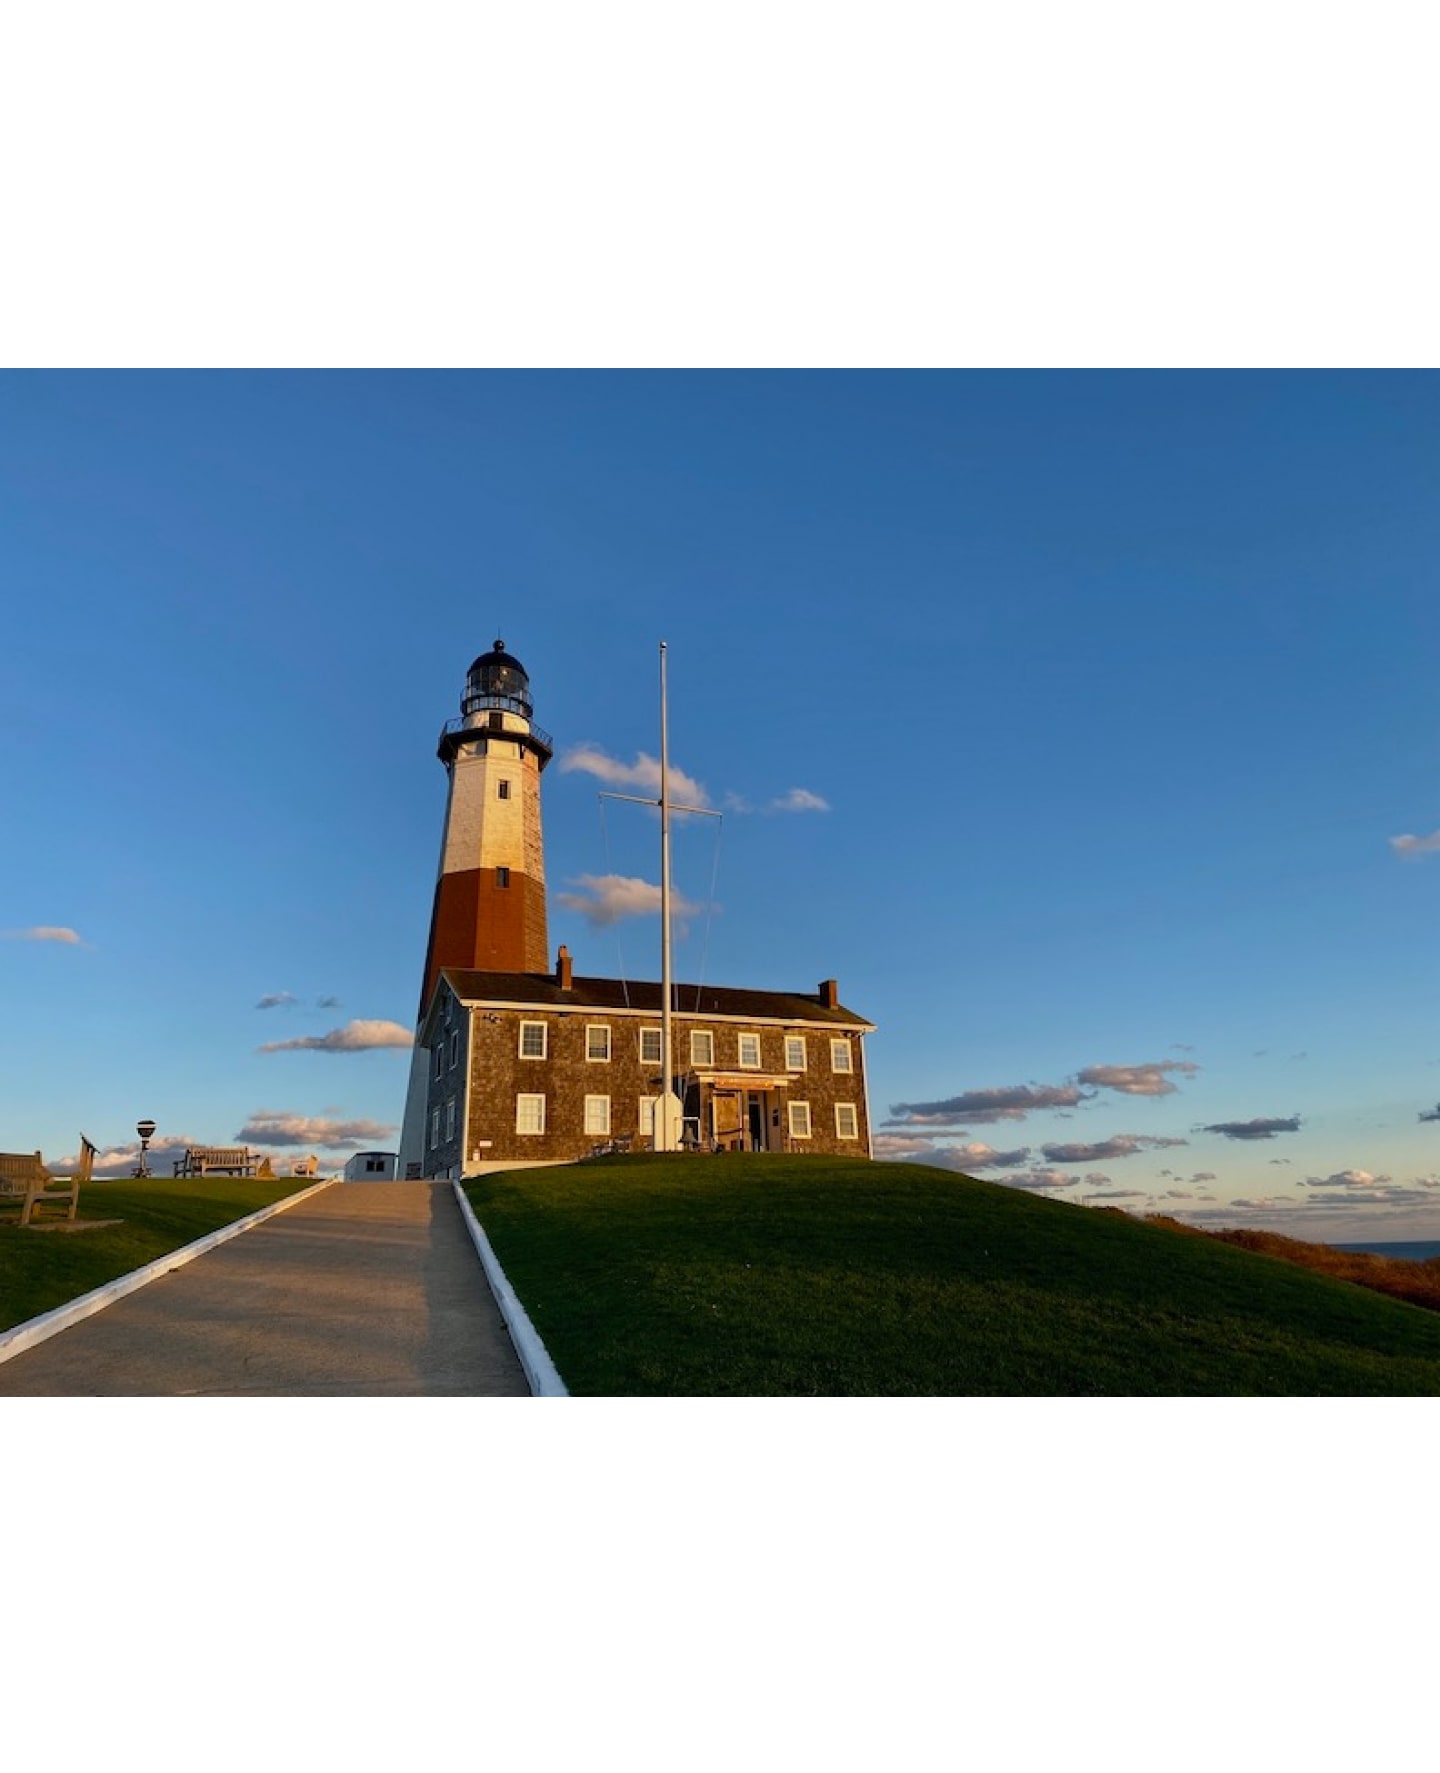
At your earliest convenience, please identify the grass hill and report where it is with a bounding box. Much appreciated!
[463,1154,1440,1395]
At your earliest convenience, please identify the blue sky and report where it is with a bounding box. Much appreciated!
[4,370,1439,1237]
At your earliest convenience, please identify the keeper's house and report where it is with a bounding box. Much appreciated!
[398,639,875,1177]
[418,951,874,1173]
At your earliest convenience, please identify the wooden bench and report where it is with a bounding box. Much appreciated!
[172,1146,257,1177]
[0,1138,91,1227]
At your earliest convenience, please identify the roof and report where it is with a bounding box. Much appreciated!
[436,967,874,1029]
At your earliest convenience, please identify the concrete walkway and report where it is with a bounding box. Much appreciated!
[0,1182,531,1396]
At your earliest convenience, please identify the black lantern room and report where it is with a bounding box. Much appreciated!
[462,638,533,720]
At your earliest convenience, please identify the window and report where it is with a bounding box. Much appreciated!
[498,779,511,800]
[691,1030,714,1066]
[640,1027,663,1065]
[586,1024,612,1062]
[830,1038,853,1073]
[788,1101,813,1140]
[519,1021,547,1060]
[445,1099,456,1140]
[433,1043,443,1081]
[448,1029,459,1069]
[515,1093,546,1135]
[365,1158,384,1174]
[638,1097,657,1137]
[835,1103,859,1140]
[496,866,510,888]
[785,1036,807,1071]
[584,1095,611,1136]
[429,1108,440,1148]
[737,1031,761,1068]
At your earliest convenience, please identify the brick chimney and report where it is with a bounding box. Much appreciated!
[819,978,838,1009]
[557,945,574,991]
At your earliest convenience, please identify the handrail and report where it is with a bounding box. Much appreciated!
[441,713,554,752]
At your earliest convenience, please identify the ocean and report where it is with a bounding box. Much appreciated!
[1332,1241,1440,1262]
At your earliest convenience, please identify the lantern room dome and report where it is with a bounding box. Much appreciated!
[463,637,533,719]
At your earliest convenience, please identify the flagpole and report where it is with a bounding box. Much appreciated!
[658,640,676,1150]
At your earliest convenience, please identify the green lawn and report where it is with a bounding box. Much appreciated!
[0,1176,318,1332]
[464,1154,1440,1395]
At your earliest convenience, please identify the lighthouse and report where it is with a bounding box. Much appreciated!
[398,639,552,1173]
[397,638,876,1180]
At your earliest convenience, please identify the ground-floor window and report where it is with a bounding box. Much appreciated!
[638,1097,657,1137]
[430,1108,440,1148]
[788,1101,812,1140]
[445,1099,456,1140]
[516,1093,546,1135]
[835,1103,859,1140]
[584,1094,611,1136]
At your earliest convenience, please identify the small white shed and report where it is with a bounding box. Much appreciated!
[343,1150,398,1181]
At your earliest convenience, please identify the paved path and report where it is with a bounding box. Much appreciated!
[0,1182,531,1396]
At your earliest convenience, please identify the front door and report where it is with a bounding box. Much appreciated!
[746,1092,767,1152]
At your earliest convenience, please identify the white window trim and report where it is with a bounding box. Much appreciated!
[830,1038,853,1073]
[519,1020,548,1060]
[691,1029,714,1066]
[639,1027,663,1065]
[515,1093,546,1135]
[429,1108,440,1148]
[785,1036,807,1072]
[586,1023,612,1063]
[788,1101,813,1140]
[737,1032,762,1069]
[638,1096,657,1137]
[835,1102,859,1140]
[445,1099,457,1140]
[584,1094,612,1136]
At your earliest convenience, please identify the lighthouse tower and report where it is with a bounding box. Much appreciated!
[398,639,552,1172]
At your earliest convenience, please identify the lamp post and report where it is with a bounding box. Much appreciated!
[135,1119,156,1178]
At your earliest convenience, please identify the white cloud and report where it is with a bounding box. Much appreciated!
[768,788,830,813]
[1302,1169,1391,1190]
[994,1169,1082,1191]
[556,874,703,930]
[53,1135,205,1178]
[1390,829,1440,857]
[560,746,709,808]
[2,925,83,944]
[258,1019,414,1054]
[888,1082,1091,1125]
[873,1133,948,1161]
[1077,1061,1200,1096]
[1041,1133,1189,1164]
[237,1111,397,1150]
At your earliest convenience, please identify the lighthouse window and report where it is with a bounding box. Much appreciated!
[519,1021,547,1060]
[498,779,511,799]
[496,867,510,888]
[586,1024,612,1062]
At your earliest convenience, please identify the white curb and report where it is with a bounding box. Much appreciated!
[451,1177,569,1397]
[0,1178,338,1366]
